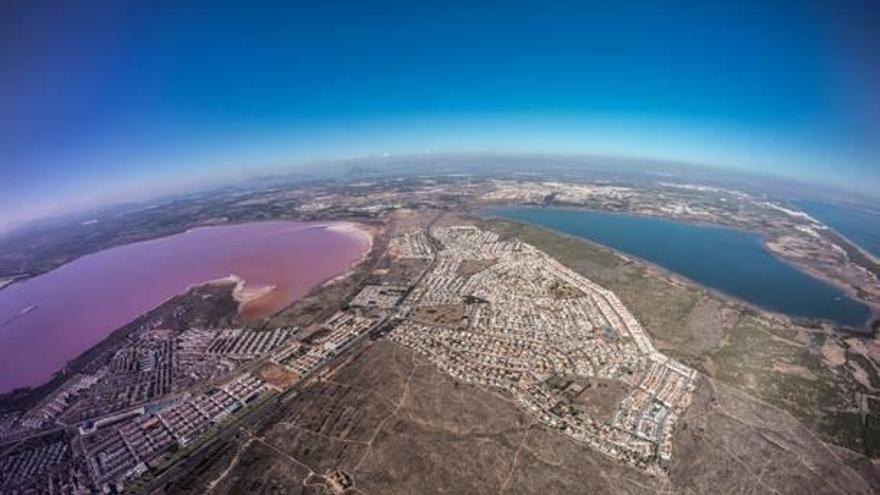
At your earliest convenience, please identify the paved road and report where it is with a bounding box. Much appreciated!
[142,213,443,493]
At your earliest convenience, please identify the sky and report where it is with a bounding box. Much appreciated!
[1,0,879,229]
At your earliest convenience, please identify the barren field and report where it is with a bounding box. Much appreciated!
[477,216,880,458]
[164,340,878,494]
[412,304,467,327]
[142,211,880,494]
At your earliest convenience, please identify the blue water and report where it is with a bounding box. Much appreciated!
[484,206,871,328]
[795,201,880,259]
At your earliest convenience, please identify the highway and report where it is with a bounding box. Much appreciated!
[141,215,441,493]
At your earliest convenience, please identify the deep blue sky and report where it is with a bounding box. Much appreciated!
[2,1,879,228]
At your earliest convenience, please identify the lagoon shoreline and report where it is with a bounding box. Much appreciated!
[478,204,875,330]
[0,220,371,394]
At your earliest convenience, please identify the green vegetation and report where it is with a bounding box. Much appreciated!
[712,319,863,450]
[479,215,873,455]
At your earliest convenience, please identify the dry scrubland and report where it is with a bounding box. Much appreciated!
[159,215,879,495]
[479,217,880,460]
[165,341,876,495]
[6,174,880,494]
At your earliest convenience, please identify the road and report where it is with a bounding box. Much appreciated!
[141,213,442,493]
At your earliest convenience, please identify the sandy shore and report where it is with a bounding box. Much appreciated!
[315,222,375,289]
[104,221,375,322]
[217,274,275,310]
[325,221,374,251]
[222,221,374,319]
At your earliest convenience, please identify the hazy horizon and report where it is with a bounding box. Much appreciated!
[2,1,879,229]
[2,150,878,236]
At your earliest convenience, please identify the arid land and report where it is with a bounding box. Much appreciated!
[150,209,880,495]
[3,173,877,327]
[2,168,880,493]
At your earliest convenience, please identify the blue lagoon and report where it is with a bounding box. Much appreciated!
[483,206,870,328]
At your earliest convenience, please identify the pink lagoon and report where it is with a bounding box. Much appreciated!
[0,221,371,393]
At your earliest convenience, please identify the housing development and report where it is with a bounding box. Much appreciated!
[5,165,880,494]
[0,215,699,492]
[0,289,298,494]
[389,225,698,471]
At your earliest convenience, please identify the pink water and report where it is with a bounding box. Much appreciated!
[0,221,370,393]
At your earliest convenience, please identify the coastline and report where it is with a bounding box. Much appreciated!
[0,218,362,295]
[0,277,241,398]
[0,220,375,395]
[212,274,277,318]
[311,221,375,290]
[0,218,372,298]
[536,202,880,315]
[765,242,880,323]
[235,221,374,320]
[476,206,874,331]
[794,200,880,263]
